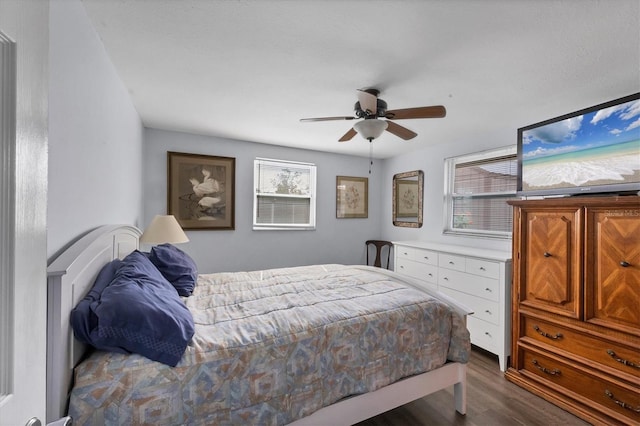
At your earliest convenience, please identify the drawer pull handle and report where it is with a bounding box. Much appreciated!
[479,266,486,271]
[604,390,640,413]
[484,331,492,337]
[607,349,639,369]
[533,325,563,340]
[400,266,405,269]
[443,277,449,281]
[532,359,560,376]
[543,252,552,258]
[485,288,492,292]
[484,309,492,315]
[423,256,429,260]
[620,260,631,267]
[448,261,455,265]
[428,273,433,277]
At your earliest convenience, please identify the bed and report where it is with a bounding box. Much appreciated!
[46,225,472,425]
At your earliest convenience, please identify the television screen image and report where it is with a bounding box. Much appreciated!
[518,93,640,197]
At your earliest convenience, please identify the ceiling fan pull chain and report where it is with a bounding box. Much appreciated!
[369,140,373,174]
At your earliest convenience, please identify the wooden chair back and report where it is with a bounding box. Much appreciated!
[365,240,393,269]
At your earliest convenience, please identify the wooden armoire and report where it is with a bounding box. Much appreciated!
[506,196,639,425]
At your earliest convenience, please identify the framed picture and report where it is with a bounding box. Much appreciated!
[395,179,419,218]
[336,176,368,218]
[167,151,235,230]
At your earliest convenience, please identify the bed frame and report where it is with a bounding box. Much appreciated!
[46,225,469,424]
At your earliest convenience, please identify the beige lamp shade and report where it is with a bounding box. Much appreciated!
[140,215,189,244]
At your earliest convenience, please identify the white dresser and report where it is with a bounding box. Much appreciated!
[393,241,512,371]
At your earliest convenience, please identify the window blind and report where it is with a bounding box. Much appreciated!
[255,196,311,224]
[453,155,518,195]
[444,147,517,237]
[452,154,517,233]
[253,158,316,230]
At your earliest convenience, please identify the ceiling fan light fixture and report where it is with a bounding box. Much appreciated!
[300,88,445,142]
[354,119,388,141]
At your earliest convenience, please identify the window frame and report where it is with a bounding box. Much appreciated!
[253,157,317,231]
[443,145,517,239]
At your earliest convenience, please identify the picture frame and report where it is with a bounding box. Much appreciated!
[167,151,235,230]
[336,176,368,218]
[395,179,419,218]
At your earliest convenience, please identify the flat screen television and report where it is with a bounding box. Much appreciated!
[517,93,640,197]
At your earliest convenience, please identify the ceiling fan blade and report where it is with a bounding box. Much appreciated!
[338,127,357,142]
[385,105,446,120]
[300,116,356,122]
[357,89,378,115]
[385,121,417,140]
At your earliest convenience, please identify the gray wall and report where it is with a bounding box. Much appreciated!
[380,141,514,254]
[143,128,382,273]
[47,0,144,260]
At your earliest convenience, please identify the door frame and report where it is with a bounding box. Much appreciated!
[0,0,49,424]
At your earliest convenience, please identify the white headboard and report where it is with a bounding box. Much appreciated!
[46,225,141,422]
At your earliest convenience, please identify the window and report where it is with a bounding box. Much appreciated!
[253,158,317,230]
[444,146,517,238]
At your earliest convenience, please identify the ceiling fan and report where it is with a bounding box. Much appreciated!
[300,88,446,142]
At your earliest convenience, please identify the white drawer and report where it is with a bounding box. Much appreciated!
[467,316,500,352]
[395,257,413,275]
[466,258,500,279]
[396,246,416,261]
[396,258,438,284]
[438,269,499,302]
[418,263,438,284]
[440,288,499,325]
[413,249,438,266]
[438,253,466,272]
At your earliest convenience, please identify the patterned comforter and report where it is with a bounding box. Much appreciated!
[68,264,470,425]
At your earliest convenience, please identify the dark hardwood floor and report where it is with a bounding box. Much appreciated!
[355,347,591,426]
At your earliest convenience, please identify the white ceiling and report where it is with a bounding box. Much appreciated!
[81,0,640,159]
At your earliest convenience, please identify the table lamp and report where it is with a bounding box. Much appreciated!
[139,215,189,245]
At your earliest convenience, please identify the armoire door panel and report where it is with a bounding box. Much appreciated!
[586,208,640,335]
[521,209,582,318]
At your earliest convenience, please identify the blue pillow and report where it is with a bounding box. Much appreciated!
[147,243,198,296]
[70,251,195,366]
[70,259,123,350]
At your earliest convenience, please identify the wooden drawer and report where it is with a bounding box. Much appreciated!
[438,269,499,302]
[520,314,640,383]
[466,258,500,279]
[441,287,499,325]
[518,345,640,425]
[438,253,466,272]
[396,258,438,284]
